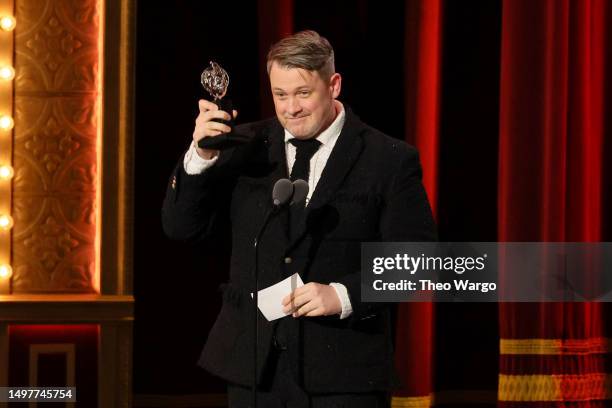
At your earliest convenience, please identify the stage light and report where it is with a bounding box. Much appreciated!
[0,214,13,230]
[0,66,15,81]
[0,16,16,31]
[0,115,14,130]
[0,264,12,279]
[0,165,13,180]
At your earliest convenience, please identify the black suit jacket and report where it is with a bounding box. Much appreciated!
[162,108,437,393]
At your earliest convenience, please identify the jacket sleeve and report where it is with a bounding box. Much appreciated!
[161,148,237,243]
[335,146,438,321]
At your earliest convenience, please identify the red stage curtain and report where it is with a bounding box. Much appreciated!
[254,2,610,405]
[393,0,442,406]
[257,0,294,118]
[498,0,610,406]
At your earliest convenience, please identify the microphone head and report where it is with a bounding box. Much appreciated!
[272,178,293,206]
[291,179,309,205]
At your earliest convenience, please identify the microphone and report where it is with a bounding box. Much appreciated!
[290,179,309,205]
[272,179,294,207]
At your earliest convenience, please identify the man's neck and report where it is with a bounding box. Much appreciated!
[317,100,341,138]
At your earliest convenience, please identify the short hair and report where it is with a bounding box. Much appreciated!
[266,30,335,81]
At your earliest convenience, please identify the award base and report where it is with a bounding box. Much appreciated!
[198,98,251,150]
[211,98,234,127]
[197,131,252,150]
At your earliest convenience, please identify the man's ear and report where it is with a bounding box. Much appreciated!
[329,73,342,98]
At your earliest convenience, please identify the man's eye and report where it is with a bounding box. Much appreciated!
[299,91,310,97]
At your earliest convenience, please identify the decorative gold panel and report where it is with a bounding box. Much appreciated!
[12,0,99,293]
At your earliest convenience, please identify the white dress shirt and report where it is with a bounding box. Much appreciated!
[183,102,353,319]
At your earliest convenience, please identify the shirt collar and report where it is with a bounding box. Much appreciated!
[284,101,346,147]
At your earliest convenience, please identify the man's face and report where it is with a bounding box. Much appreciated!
[269,62,341,139]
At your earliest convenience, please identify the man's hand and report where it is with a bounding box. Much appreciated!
[282,282,342,317]
[193,99,238,160]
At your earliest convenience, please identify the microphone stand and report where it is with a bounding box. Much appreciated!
[251,180,293,408]
[252,208,274,408]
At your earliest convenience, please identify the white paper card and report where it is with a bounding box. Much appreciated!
[251,273,304,321]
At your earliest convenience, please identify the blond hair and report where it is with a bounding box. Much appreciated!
[266,30,335,81]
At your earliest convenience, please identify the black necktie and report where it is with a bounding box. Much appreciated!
[289,138,321,181]
[288,138,321,239]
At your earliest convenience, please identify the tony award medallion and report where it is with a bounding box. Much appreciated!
[198,61,250,150]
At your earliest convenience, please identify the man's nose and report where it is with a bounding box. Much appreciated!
[286,97,302,115]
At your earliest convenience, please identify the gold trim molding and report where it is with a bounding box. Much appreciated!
[499,374,612,401]
[98,0,135,297]
[500,337,612,355]
[0,294,134,321]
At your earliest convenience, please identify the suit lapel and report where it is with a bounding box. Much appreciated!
[262,120,290,242]
[286,108,365,250]
[265,119,288,182]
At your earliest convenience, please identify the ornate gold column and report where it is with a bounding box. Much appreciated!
[0,0,135,406]
[12,0,99,293]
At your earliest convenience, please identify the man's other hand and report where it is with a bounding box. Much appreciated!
[282,282,342,317]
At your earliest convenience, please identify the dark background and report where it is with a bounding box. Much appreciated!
[133,0,502,396]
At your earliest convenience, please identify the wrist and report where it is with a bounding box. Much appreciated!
[196,146,219,160]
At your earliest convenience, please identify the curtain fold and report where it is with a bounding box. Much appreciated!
[393,0,442,407]
[498,0,610,405]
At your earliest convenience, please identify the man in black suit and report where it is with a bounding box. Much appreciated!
[162,30,436,408]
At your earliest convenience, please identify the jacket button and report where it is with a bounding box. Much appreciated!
[171,176,177,190]
[284,257,292,264]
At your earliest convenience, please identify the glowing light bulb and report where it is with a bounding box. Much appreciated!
[0,66,15,81]
[0,264,12,279]
[0,16,16,31]
[0,165,14,179]
[0,115,14,130]
[0,214,13,230]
